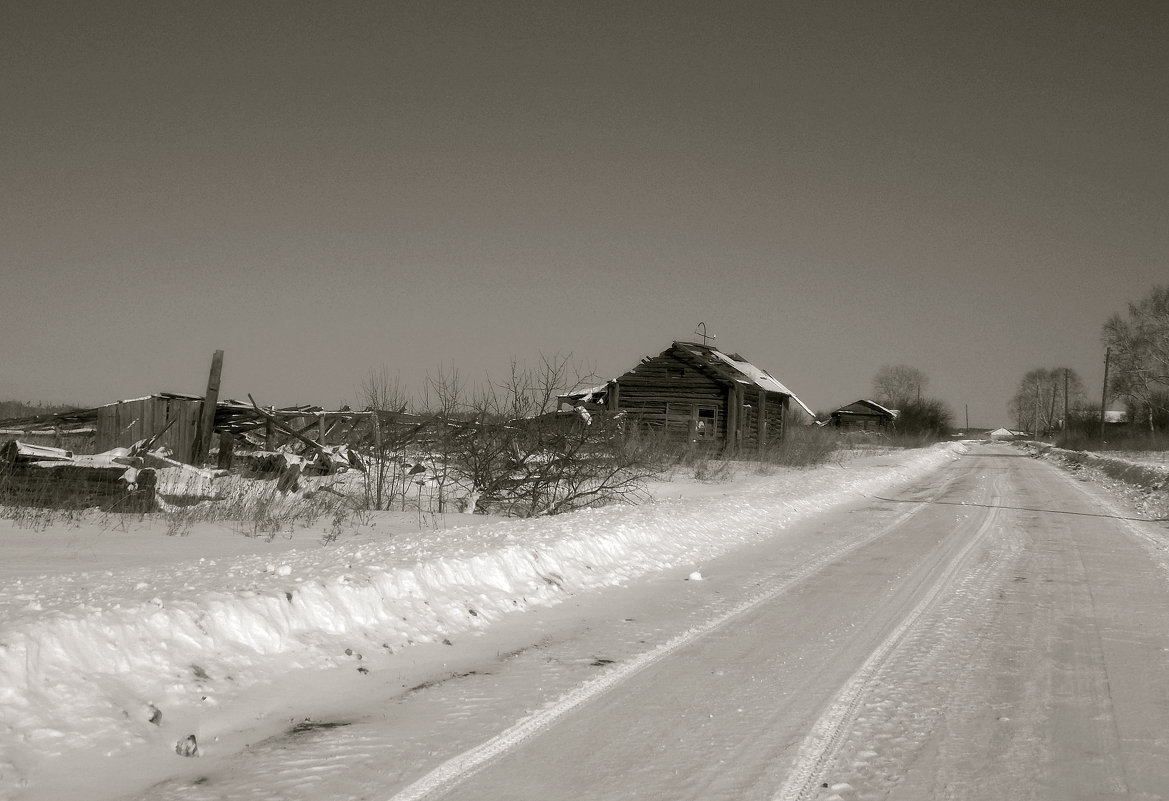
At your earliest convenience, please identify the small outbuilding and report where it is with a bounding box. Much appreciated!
[559,341,812,456]
[829,399,899,432]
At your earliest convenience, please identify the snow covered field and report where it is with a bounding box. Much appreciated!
[0,444,962,798]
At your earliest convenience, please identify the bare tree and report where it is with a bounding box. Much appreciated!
[352,354,657,518]
[1008,367,1086,437]
[489,353,595,420]
[505,413,655,517]
[1103,285,1169,432]
[871,365,927,409]
[358,367,417,510]
[895,397,955,438]
[421,365,470,513]
[361,366,410,416]
[440,353,655,517]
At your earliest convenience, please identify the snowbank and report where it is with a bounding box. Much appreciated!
[1023,443,1168,490]
[0,444,960,781]
[1022,442,1169,523]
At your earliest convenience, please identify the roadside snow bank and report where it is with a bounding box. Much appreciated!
[0,444,960,775]
[1023,442,1169,524]
[1024,443,1169,490]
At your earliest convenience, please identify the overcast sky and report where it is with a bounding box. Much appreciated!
[3,2,1166,426]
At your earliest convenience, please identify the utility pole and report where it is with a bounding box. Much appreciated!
[1099,347,1110,444]
[1033,378,1042,439]
[965,404,969,431]
[1048,375,1059,437]
[1034,379,1041,439]
[1063,368,1069,433]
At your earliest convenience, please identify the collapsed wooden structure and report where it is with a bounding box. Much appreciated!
[0,440,157,511]
[0,341,820,512]
[0,397,383,510]
[0,395,435,469]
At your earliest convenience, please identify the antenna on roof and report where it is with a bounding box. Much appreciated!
[694,322,717,347]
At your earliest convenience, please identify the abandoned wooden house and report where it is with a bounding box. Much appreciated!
[559,341,813,455]
[828,399,899,431]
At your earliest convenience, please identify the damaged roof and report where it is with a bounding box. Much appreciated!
[832,399,900,419]
[671,341,815,418]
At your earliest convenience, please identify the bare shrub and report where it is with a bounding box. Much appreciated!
[759,424,840,468]
[358,368,419,511]
[427,354,660,517]
[154,471,350,537]
[0,453,147,530]
[1057,427,1169,453]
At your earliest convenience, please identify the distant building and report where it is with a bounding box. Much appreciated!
[829,399,899,432]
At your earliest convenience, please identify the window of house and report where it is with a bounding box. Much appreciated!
[695,406,717,439]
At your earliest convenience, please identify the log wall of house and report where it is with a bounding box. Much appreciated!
[763,394,787,448]
[614,353,728,443]
[737,387,755,448]
[731,387,787,454]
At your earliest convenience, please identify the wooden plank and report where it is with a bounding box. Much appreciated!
[225,420,269,434]
[1,440,74,462]
[114,402,124,451]
[322,417,345,444]
[725,385,739,456]
[96,405,115,452]
[217,431,235,470]
[758,389,767,456]
[191,350,225,465]
[273,418,323,448]
[246,395,333,464]
[180,401,199,462]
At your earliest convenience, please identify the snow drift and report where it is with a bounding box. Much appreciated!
[0,444,961,783]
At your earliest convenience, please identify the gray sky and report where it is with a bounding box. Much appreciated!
[3,1,1166,426]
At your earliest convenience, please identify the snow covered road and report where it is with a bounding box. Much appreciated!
[391,446,1169,801]
[7,443,1169,800]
